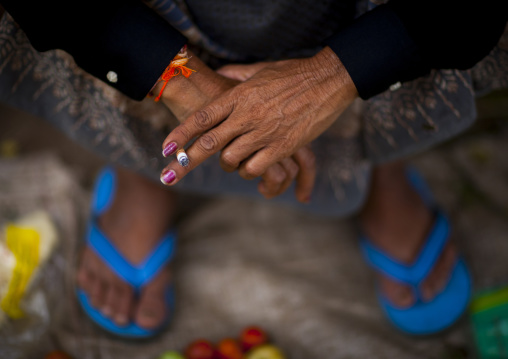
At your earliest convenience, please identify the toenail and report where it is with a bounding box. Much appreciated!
[115,315,128,326]
[101,307,112,317]
[142,309,158,318]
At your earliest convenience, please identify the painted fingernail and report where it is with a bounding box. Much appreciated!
[160,169,176,185]
[176,149,189,167]
[162,142,178,157]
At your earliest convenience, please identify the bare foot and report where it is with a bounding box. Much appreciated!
[77,166,176,329]
[360,161,458,308]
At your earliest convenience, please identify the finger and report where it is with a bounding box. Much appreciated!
[216,62,271,81]
[160,122,243,185]
[238,146,282,181]
[258,163,286,199]
[277,157,300,197]
[219,131,269,173]
[161,95,234,157]
[292,146,317,203]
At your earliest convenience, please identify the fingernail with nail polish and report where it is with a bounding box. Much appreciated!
[162,142,178,157]
[160,169,176,185]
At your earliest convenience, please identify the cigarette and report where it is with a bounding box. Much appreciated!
[176,149,189,167]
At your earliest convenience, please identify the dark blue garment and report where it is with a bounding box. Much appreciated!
[1,0,187,100]
[1,0,506,99]
[184,0,355,61]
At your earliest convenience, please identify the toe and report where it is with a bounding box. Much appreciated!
[79,248,107,309]
[380,275,415,308]
[77,249,96,293]
[421,243,457,302]
[102,284,117,320]
[115,283,135,327]
[134,296,167,329]
[76,263,94,294]
[104,282,134,326]
[90,278,108,310]
[134,269,171,329]
[396,286,415,308]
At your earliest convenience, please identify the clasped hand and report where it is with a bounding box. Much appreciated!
[160,47,358,203]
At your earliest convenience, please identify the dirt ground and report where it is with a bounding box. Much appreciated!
[0,91,508,359]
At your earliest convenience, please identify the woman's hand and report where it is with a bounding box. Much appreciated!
[157,51,319,203]
[258,145,315,202]
[218,62,316,202]
[160,46,358,185]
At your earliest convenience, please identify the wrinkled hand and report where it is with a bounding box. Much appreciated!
[160,47,358,191]
[158,52,319,202]
[257,144,315,202]
[217,62,316,202]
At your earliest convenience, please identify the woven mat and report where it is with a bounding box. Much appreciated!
[0,150,507,359]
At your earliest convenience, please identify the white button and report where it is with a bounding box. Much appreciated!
[107,71,118,83]
[389,81,401,91]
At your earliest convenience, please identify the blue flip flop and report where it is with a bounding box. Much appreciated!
[76,166,177,338]
[360,167,472,335]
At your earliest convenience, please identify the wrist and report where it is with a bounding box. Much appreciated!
[154,55,200,98]
[150,46,196,101]
[310,47,359,104]
[158,52,238,104]
[150,49,237,121]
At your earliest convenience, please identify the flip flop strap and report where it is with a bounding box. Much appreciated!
[91,166,117,216]
[360,210,450,286]
[87,220,176,290]
[405,166,435,208]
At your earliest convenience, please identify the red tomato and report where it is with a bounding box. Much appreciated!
[240,326,268,352]
[44,351,72,359]
[216,338,244,359]
[185,339,216,359]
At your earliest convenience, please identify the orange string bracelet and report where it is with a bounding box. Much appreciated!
[153,46,196,102]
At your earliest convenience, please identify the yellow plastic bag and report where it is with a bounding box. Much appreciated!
[0,211,58,326]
